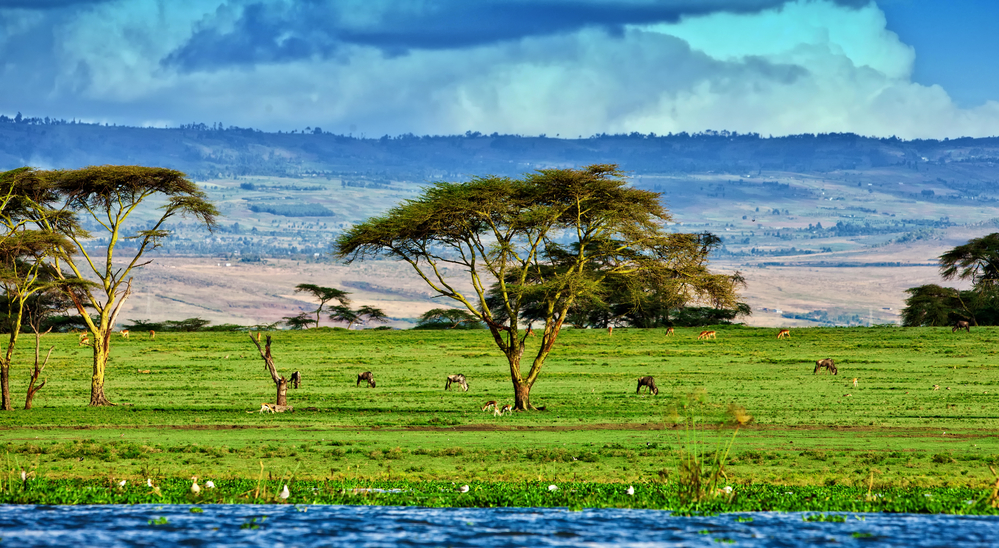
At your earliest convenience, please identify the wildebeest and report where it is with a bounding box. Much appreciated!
[697,330,716,340]
[814,358,838,375]
[953,321,971,333]
[290,370,302,389]
[445,374,468,391]
[636,376,659,395]
[356,371,376,388]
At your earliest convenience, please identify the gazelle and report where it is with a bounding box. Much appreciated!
[481,401,497,412]
[777,329,790,339]
[852,378,858,388]
[149,330,156,340]
[494,404,513,416]
[120,329,130,339]
[78,333,90,346]
[697,330,716,340]
[665,327,674,337]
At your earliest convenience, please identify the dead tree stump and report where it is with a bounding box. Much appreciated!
[250,332,288,406]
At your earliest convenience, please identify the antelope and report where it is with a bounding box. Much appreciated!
[137,369,151,374]
[636,376,659,395]
[814,358,838,375]
[120,329,130,339]
[525,324,535,337]
[481,400,497,412]
[494,404,513,416]
[357,371,376,388]
[608,325,613,336]
[78,333,90,346]
[953,321,970,333]
[697,330,716,340]
[259,403,276,413]
[777,329,790,339]
[665,327,674,337]
[933,384,940,391]
[852,378,858,388]
[149,330,156,340]
[445,374,468,392]
[290,370,302,389]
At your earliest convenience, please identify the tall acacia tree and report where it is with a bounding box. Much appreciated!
[39,166,218,406]
[335,164,741,410]
[940,233,999,320]
[0,168,78,411]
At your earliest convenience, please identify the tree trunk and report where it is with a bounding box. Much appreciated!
[513,381,533,411]
[276,377,288,406]
[0,359,10,411]
[251,333,288,407]
[89,332,113,406]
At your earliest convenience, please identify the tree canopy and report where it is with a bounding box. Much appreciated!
[335,164,742,410]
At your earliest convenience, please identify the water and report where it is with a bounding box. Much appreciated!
[2,504,998,547]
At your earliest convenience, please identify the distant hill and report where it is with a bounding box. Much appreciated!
[3,115,999,179]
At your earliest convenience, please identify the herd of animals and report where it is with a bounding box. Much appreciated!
[84,322,975,414]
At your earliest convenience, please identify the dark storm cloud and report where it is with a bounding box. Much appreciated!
[163,0,871,71]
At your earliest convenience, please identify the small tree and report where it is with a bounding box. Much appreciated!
[356,305,388,328]
[336,164,741,410]
[39,166,218,406]
[940,233,999,316]
[294,284,351,328]
[417,308,480,329]
[328,305,360,329]
[283,312,313,330]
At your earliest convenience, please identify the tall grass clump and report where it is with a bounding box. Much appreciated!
[667,389,752,507]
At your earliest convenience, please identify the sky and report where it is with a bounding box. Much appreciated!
[0,0,997,139]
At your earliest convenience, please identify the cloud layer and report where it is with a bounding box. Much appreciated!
[0,0,996,139]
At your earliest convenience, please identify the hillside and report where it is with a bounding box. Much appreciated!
[2,117,997,326]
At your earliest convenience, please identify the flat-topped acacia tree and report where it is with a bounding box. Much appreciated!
[335,164,741,410]
[38,166,218,406]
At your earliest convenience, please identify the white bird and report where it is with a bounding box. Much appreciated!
[146,478,153,488]
[548,485,558,492]
[190,476,201,495]
[20,470,26,481]
[118,480,127,487]
[626,486,634,496]
[280,484,290,500]
[205,480,215,489]
[458,485,470,493]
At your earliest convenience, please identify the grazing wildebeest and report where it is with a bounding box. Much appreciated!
[290,370,302,389]
[357,371,376,388]
[953,321,971,333]
[777,329,790,339]
[445,374,468,391]
[697,330,716,340]
[636,376,659,395]
[814,358,838,375]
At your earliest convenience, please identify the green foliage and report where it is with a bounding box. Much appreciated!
[415,308,482,329]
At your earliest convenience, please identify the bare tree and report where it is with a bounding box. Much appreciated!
[249,333,289,407]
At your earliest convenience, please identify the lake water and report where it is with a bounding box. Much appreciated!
[3,504,998,547]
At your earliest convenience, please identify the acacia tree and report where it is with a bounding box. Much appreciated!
[0,168,78,411]
[940,233,999,321]
[38,166,218,406]
[294,284,351,328]
[335,164,741,410]
[356,305,388,328]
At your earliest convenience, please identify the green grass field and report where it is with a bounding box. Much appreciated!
[3,326,999,495]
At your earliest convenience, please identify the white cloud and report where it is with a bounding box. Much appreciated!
[1,0,997,138]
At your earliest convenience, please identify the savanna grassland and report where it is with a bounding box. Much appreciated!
[3,325,999,499]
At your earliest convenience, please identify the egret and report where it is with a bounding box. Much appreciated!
[626,486,634,496]
[458,485,470,493]
[205,480,215,489]
[191,476,201,495]
[280,484,290,500]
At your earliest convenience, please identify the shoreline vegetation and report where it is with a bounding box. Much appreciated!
[3,326,999,513]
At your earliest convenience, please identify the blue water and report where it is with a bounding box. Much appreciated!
[2,504,998,547]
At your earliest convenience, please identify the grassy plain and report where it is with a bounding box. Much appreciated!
[3,326,999,499]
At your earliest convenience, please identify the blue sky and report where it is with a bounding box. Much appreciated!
[0,0,996,138]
